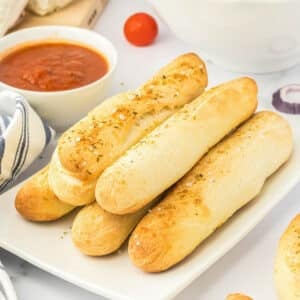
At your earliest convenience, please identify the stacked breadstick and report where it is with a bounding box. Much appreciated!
[15,53,294,278]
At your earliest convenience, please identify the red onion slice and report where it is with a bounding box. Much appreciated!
[272,84,300,114]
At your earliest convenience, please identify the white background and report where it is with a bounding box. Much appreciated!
[1,0,300,299]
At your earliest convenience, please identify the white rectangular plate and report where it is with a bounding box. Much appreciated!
[0,111,299,300]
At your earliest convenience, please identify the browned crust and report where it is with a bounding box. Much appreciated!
[128,111,292,272]
[15,166,75,222]
[72,202,149,256]
[96,77,258,215]
[57,53,207,181]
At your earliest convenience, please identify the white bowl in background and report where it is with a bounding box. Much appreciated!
[0,26,118,131]
[150,0,300,73]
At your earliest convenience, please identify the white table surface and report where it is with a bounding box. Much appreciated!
[1,0,300,299]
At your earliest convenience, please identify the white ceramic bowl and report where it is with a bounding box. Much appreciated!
[0,26,117,131]
[150,0,300,73]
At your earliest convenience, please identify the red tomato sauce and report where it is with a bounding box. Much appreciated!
[0,42,109,92]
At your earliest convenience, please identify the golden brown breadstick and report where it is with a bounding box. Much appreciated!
[49,53,208,206]
[97,77,258,215]
[128,111,293,272]
[72,202,151,256]
[15,166,75,222]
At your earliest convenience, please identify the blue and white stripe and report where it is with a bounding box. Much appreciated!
[0,91,55,193]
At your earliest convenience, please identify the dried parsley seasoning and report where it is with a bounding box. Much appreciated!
[195,173,204,180]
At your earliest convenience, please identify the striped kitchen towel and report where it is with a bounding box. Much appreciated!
[0,90,55,193]
[0,261,17,300]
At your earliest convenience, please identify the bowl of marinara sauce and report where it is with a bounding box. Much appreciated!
[0,26,118,131]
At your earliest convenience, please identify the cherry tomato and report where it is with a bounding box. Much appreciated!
[124,12,158,47]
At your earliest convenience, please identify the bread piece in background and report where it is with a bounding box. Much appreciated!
[72,202,152,256]
[0,0,28,36]
[15,166,75,222]
[128,111,293,272]
[27,0,74,16]
[274,214,300,300]
[14,0,107,30]
[49,53,208,206]
[96,77,258,215]
[226,294,253,300]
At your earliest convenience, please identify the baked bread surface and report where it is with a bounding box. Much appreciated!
[15,166,75,221]
[275,214,300,300]
[128,111,293,272]
[49,53,208,205]
[72,202,150,256]
[96,77,258,214]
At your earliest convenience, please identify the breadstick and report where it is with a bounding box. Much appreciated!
[15,166,75,222]
[49,53,208,205]
[128,111,293,272]
[96,77,258,214]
